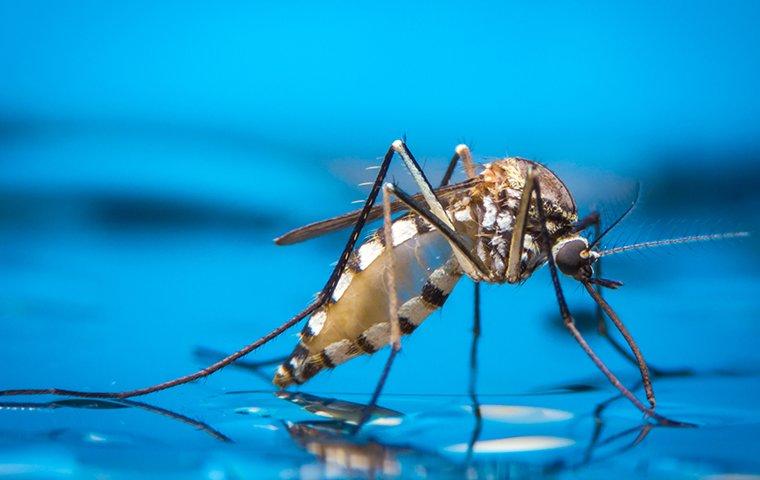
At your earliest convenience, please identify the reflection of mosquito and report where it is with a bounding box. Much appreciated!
[0,140,748,423]
[273,387,646,478]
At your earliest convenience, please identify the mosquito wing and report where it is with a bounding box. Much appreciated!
[274,180,478,246]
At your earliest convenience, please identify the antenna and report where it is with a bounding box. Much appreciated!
[597,232,749,257]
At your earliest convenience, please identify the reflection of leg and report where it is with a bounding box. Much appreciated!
[465,282,483,464]
[0,397,231,443]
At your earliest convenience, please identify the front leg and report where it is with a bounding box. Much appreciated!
[522,167,669,422]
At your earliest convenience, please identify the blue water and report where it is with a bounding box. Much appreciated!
[1,2,759,478]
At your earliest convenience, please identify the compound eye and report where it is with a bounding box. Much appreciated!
[555,239,588,276]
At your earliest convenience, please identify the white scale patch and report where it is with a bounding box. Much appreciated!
[492,255,506,276]
[390,218,419,247]
[454,208,473,223]
[331,271,354,302]
[523,235,537,252]
[476,239,488,264]
[357,240,383,270]
[306,310,327,336]
[289,355,305,370]
[496,211,514,232]
[490,235,508,257]
[482,196,497,229]
[520,235,537,264]
[335,218,420,300]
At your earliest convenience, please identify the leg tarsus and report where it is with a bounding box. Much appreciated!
[584,282,656,409]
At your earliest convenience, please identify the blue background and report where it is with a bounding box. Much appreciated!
[0,2,758,478]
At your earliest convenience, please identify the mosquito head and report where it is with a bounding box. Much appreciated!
[552,236,599,280]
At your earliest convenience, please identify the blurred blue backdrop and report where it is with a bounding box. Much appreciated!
[0,2,758,478]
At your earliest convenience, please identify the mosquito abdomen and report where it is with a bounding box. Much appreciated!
[274,215,462,388]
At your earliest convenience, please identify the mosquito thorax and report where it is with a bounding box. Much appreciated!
[450,158,579,284]
[552,236,596,280]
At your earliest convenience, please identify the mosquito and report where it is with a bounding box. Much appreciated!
[0,140,748,425]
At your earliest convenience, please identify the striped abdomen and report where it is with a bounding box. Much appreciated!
[273,215,462,388]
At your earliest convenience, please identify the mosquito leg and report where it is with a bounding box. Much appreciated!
[441,143,483,462]
[526,168,671,423]
[583,283,656,408]
[354,184,401,434]
[440,148,461,187]
[465,282,483,465]
[440,144,477,187]
[505,168,536,283]
[391,140,453,227]
[468,283,481,403]
[0,142,407,399]
[383,183,401,350]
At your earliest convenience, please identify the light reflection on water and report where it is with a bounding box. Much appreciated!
[2,371,758,479]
